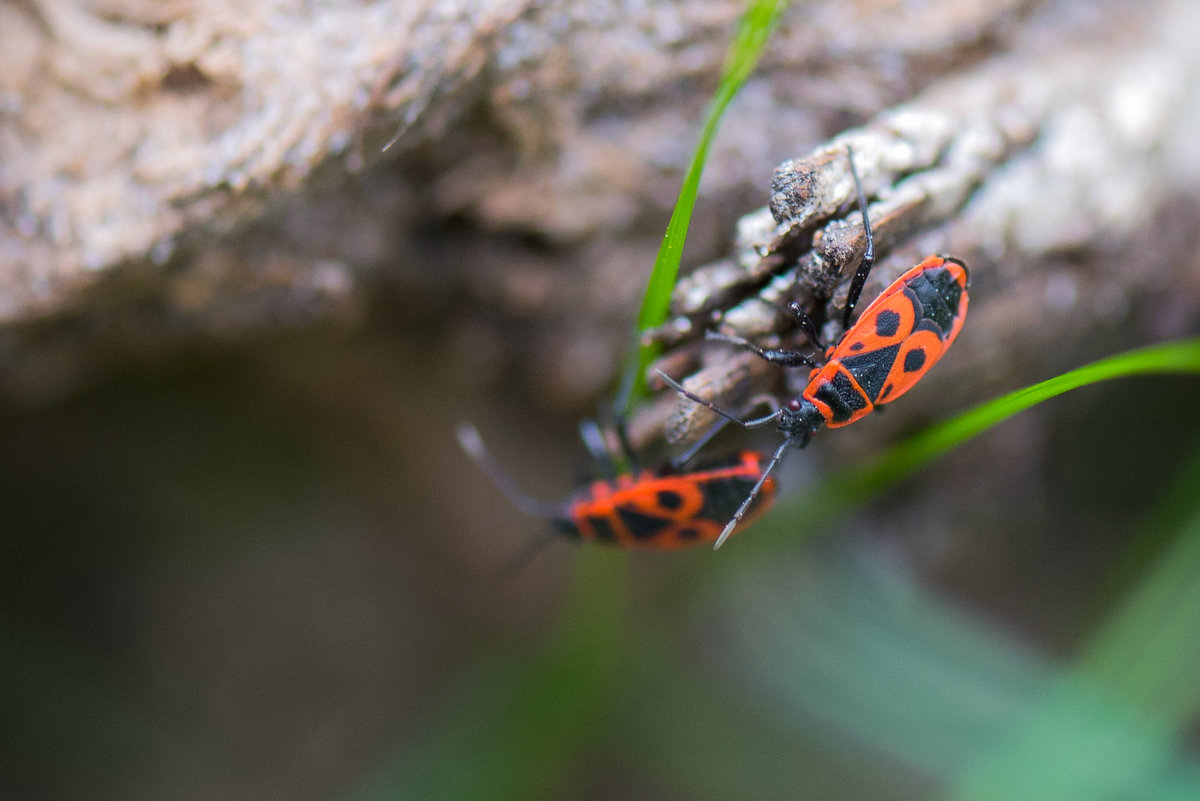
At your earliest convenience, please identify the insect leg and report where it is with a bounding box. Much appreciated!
[671,394,779,468]
[705,330,817,368]
[785,301,826,352]
[841,145,877,329]
[712,435,793,550]
[655,370,780,429]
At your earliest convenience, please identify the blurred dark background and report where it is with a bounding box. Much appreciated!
[3,302,1199,800]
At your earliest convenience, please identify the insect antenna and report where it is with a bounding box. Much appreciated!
[672,393,779,468]
[712,435,793,550]
[456,422,564,519]
[654,370,780,429]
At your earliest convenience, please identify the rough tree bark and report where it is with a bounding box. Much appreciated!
[1,0,1197,423]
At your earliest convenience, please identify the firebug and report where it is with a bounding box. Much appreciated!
[658,146,970,548]
[456,422,777,551]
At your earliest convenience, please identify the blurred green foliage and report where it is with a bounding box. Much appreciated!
[343,340,1200,801]
[617,0,788,414]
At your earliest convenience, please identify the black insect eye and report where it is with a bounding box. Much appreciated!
[787,398,802,411]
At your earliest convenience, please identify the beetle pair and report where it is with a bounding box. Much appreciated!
[461,147,970,550]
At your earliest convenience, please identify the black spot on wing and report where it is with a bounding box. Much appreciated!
[677,527,700,541]
[848,341,865,351]
[617,508,673,540]
[903,347,927,373]
[838,344,901,403]
[696,475,758,521]
[813,370,871,423]
[657,489,684,510]
[586,515,617,542]
[874,309,901,337]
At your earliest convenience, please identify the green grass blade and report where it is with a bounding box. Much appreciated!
[801,337,1200,528]
[616,0,788,414]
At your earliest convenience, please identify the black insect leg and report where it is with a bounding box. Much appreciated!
[672,394,780,468]
[671,417,730,468]
[712,435,794,550]
[705,331,818,368]
[841,145,877,329]
[785,300,826,352]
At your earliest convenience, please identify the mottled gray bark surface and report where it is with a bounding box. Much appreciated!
[2,0,1197,415]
